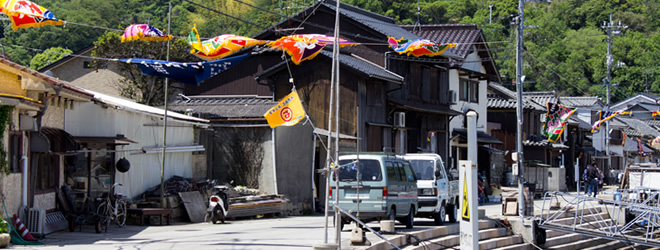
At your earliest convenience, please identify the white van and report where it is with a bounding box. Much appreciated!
[330,153,418,229]
[402,153,459,225]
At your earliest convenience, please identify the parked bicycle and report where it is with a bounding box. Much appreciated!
[96,183,127,230]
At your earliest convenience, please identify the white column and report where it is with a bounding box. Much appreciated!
[460,111,479,249]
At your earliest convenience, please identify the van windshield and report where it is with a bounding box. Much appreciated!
[337,159,382,181]
[409,160,435,180]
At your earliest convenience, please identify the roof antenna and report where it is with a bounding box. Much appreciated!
[413,0,421,32]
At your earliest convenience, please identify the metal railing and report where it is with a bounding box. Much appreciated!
[538,191,660,248]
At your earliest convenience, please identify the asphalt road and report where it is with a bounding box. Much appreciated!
[10,214,452,250]
[12,197,553,250]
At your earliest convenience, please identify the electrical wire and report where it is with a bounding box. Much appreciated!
[523,49,589,96]
[182,0,279,34]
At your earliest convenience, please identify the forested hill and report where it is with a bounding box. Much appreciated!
[2,0,659,103]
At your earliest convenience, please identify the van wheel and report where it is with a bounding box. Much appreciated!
[447,204,457,223]
[434,205,446,225]
[404,207,414,229]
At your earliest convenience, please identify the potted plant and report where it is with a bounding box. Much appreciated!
[0,216,9,248]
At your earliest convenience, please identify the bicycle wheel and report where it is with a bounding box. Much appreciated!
[97,201,109,217]
[115,200,127,227]
[97,201,111,229]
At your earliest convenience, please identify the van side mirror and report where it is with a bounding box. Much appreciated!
[435,170,441,178]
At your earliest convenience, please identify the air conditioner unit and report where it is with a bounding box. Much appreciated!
[394,112,405,127]
[26,208,45,236]
[448,90,457,104]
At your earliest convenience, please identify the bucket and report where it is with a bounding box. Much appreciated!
[614,192,622,201]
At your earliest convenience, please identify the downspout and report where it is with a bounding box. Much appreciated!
[272,116,278,195]
[21,131,28,207]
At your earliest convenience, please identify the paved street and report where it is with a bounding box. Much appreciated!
[9,213,453,250]
[8,195,584,250]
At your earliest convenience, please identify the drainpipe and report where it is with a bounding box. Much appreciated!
[21,155,27,207]
[272,122,278,195]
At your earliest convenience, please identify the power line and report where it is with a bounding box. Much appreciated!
[182,0,279,34]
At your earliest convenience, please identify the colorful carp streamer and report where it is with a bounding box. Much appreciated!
[188,26,266,61]
[387,37,456,57]
[0,0,64,30]
[121,24,172,43]
[542,102,576,142]
[267,34,356,65]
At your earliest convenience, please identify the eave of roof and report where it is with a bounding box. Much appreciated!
[254,50,404,84]
[0,58,93,101]
[168,95,276,119]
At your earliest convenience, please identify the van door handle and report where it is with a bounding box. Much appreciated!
[352,199,362,203]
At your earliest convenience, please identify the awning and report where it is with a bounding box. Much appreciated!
[389,98,463,116]
[314,127,358,140]
[34,127,80,153]
[137,145,205,154]
[75,135,137,146]
[452,128,502,144]
[365,121,393,128]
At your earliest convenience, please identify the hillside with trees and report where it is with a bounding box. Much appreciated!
[1,0,658,103]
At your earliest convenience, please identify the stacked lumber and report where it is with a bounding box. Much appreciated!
[226,195,289,218]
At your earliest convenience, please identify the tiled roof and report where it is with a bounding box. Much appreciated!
[488,82,516,99]
[523,140,549,147]
[322,0,423,41]
[644,120,660,127]
[169,96,276,119]
[639,92,660,101]
[559,96,603,107]
[568,116,592,130]
[401,24,479,59]
[255,0,423,44]
[524,91,557,107]
[319,50,404,83]
[618,117,660,138]
[487,96,544,110]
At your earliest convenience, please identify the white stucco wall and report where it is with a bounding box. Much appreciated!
[64,102,196,199]
[448,51,489,132]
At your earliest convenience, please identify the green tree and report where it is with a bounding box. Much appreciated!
[29,47,73,70]
[92,31,195,105]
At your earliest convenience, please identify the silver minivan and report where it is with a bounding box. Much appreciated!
[330,153,418,229]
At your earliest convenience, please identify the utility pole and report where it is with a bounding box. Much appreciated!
[601,13,627,175]
[160,0,172,209]
[515,0,526,218]
[489,4,494,24]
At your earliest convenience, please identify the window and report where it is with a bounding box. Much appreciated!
[459,79,469,101]
[470,81,479,103]
[337,159,383,181]
[438,70,449,103]
[386,161,398,182]
[422,67,431,102]
[459,78,479,103]
[395,162,406,182]
[8,133,21,173]
[402,162,416,182]
[33,153,59,191]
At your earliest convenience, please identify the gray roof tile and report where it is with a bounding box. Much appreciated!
[322,0,423,41]
[401,24,480,59]
[319,50,403,83]
[169,96,276,119]
[559,96,603,107]
[618,117,660,138]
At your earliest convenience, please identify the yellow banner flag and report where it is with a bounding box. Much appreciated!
[264,91,306,128]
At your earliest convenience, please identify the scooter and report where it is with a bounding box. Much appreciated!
[206,185,229,224]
